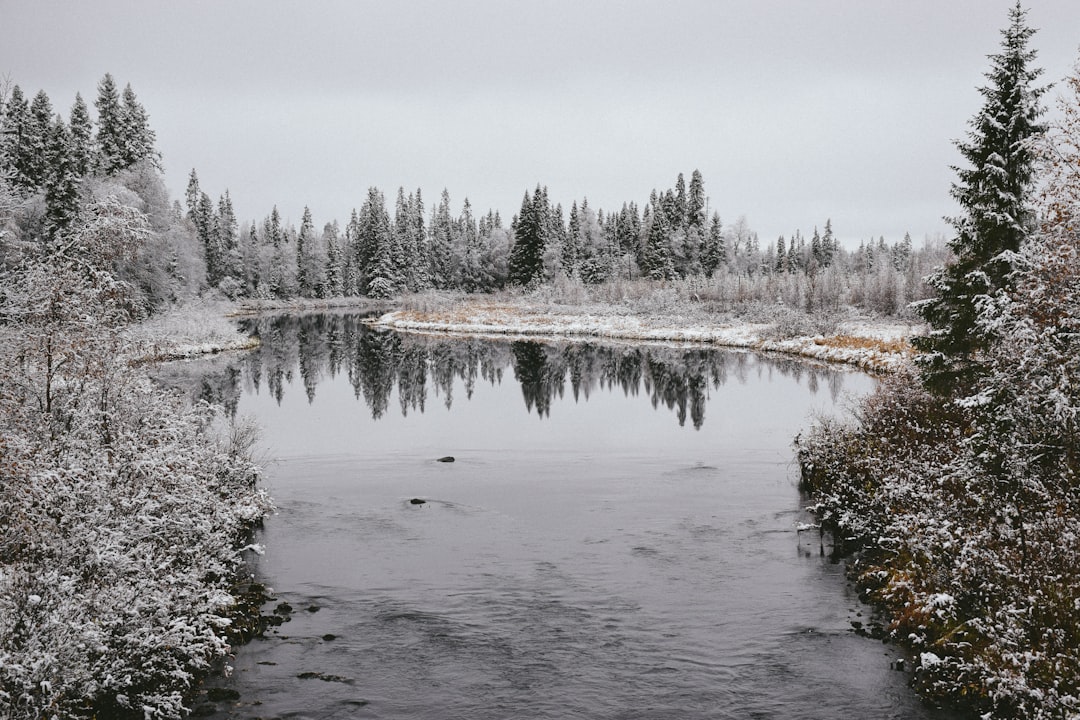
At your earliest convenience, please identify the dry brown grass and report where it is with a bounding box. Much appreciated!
[813,335,912,355]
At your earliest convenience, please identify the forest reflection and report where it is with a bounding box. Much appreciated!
[197,313,852,429]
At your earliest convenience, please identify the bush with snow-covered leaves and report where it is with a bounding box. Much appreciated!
[0,197,271,719]
[796,59,1080,720]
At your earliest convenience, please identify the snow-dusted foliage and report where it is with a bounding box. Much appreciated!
[797,52,1080,720]
[0,195,270,717]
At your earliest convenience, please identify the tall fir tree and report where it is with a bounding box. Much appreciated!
[673,172,688,229]
[217,190,240,282]
[296,205,315,296]
[912,2,1046,393]
[43,114,80,240]
[119,83,157,168]
[1,86,31,188]
[22,90,55,189]
[429,189,455,289]
[508,186,549,286]
[323,221,343,297]
[686,169,706,230]
[68,93,94,177]
[94,73,125,174]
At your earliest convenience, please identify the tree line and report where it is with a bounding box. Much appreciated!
[2,72,944,321]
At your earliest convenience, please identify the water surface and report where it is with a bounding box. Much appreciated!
[198,314,947,719]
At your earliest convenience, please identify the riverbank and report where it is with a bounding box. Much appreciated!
[368,296,920,373]
[0,293,274,719]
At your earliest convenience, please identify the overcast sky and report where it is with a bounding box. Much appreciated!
[3,1,1080,247]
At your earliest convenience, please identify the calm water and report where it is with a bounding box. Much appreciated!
[196,314,948,719]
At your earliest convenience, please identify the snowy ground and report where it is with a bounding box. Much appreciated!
[369,299,920,373]
[124,298,260,362]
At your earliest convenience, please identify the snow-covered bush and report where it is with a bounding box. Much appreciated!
[796,57,1080,720]
[0,198,270,719]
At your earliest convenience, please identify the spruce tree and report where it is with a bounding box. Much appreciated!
[686,169,706,229]
[296,205,315,296]
[120,83,157,168]
[25,91,53,188]
[912,2,1046,393]
[68,93,94,176]
[508,186,548,286]
[43,114,80,240]
[1,86,30,187]
[94,73,125,173]
[429,189,454,289]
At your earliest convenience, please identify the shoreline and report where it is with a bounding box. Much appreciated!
[368,302,918,373]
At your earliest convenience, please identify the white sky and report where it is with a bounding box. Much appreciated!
[3,0,1080,247]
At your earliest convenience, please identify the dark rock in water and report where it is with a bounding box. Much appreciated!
[436,456,455,463]
[410,498,426,505]
[274,602,293,616]
[207,688,240,702]
[191,703,217,717]
[322,633,337,641]
[307,604,320,613]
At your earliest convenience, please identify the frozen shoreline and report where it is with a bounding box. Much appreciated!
[369,302,919,373]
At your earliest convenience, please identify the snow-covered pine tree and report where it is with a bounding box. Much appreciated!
[94,73,125,174]
[508,186,548,286]
[67,93,93,177]
[217,190,241,284]
[687,169,706,230]
[22,91,54,190]
[912,1,1046,393]
[641,198,676,281]
[701,212,725,276]
[428,189,454,290]
[673,172,687,229]
[296,205,315,297]
[119,83,158,169]
[0,86,31,189]
[821,218,835,267]
[323,221,343,297]
[43,114,80,241]
[361,187,397,298]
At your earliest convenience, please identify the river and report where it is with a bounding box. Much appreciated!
[190,313,951,719]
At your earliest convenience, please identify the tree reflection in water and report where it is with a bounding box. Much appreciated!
[204,312,852,429]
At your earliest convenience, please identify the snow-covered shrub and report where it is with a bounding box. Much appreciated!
[0,198,271,719]
[796,54,1080,720]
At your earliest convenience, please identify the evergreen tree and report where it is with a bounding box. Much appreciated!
[912,2,1046,393]
[401,189,429,291]
[641,199,676,280]
[196,192,221,285]
[674,172,688,228]
[0,85,30,188]
[701,212,725,275]
[821,219,835,267]
[686,169,706,229]
[296,205,315,296]
[243,222,260,295]
[43,114,80,240]
[94,73,125,174]
[119,83,157,168]
[24,90,53,189]
[324,221,343,297]
[217,190,240,282]
[68,93,93,177]
[185,169,200,220]
[508,186,548,286]
[429,189,454,289]
[563,200,581,277]
[360,187,396,297]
